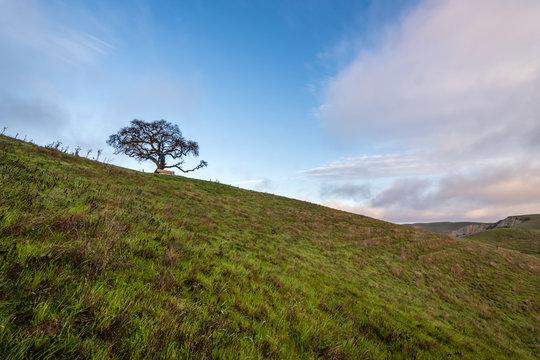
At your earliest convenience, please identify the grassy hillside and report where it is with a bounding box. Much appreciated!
[407,215,540,235]
[512,214,540,230]
[466,228,540,257]
[410,216,540,256]
[1,135,539,359]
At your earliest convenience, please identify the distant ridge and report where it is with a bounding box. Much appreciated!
[407,215,540,237]
[406,221,486,235]
[408,215,540,257]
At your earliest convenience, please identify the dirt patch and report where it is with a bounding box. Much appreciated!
[28,318,62,337]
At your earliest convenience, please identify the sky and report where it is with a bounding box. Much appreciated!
[1,0,539,223]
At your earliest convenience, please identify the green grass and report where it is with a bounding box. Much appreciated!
[1,134,539,359]
[407,215,540,235]
[409,216,540,256]
[513,214,540,230]
[466,228,540,257]
[406,222,484,234]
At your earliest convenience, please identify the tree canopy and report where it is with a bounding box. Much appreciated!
[107,119,207,173]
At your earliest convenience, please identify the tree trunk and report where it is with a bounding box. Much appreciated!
[154,153,166,173]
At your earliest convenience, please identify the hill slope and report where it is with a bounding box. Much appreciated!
[1,135,539,359]
[409,216,540,256]
[406,222,486,234]
[409,215,540,236]
[466,228,540,257]
[510,214,540,230]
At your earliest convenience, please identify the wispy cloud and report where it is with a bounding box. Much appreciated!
[0,0,115,144]
[301,152,444,180]
[0,0,196,164]
[0,0,114,67]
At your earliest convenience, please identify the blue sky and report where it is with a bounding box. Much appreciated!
[2,0,540,223]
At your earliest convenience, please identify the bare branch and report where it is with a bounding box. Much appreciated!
[107,119,207,174]
[167,160,208,173]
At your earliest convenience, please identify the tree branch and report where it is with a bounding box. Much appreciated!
[167,160,208,173]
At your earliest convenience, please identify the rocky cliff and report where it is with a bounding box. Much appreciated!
[451,215,530,237]
[450,223,491,237]
[492,215,530,229]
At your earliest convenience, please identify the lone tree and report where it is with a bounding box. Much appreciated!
[107,119,207,173]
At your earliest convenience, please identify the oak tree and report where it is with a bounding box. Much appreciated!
[107,119,207,173]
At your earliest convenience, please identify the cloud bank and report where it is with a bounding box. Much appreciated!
[324,160,540,223]
[321,0,540,156]
[317,0,540,222]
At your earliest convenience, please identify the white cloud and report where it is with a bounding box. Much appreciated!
[316,0,540,222]
[321,159,540,223]
[320,0,540,159]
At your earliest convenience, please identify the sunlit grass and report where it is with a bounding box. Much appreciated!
[466,228,540,256]
[1,134,539,359]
